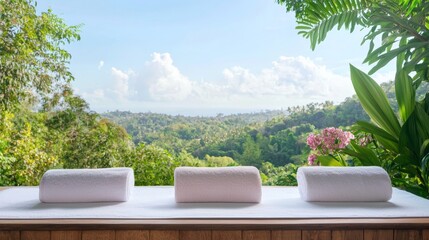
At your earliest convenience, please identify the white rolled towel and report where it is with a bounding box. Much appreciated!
[174,166,262,203]
[39,168,134,203]
[297,166,392,202]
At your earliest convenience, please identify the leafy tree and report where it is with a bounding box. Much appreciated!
[176,150,205,167]
[125,144,179,185]
[0,0,80,111]
[205,155,238,167]
[240,135,263,167]
[267,129,298,166]
[44,94,133,169]
[334,97,369,126]
[0,111,58,185]
[261,162,298,186]
[62,117,132,169]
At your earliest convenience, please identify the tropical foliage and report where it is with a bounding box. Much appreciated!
[278,0,429,197]
[0,0,80,111]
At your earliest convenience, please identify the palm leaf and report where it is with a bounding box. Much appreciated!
[295,0,369,50]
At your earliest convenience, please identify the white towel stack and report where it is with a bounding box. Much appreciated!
[174,166,262,203]
[297,166,392,202]
[39,168,134,203]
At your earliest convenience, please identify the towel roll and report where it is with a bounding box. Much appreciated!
[174,166,262,203]
[39,168,134,203]
[297,166,392,202]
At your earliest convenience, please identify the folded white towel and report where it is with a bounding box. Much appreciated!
[39,168,134,203]
[297,166,392,202]
[174,166,262,203]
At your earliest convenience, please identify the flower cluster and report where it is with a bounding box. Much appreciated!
[307,153,317,165]
[306,127,354,165]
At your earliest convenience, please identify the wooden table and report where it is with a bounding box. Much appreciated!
[1,188,428,240]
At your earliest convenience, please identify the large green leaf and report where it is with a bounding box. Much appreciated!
[355,121,398,142]
[317,155,342,166]
[421,152,429,186]
[396,37,407,70]
[395,70,416,123]
[423,93,429,114]
[355,121,399,152]
[399,104,429,162]
[350,65,401,138]
[421,139,429,157]
[376,136,400,153]
[342,142,381,166]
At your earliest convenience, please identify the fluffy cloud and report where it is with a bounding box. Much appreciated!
[111,67,134,99]
[222,56,352,100]
[80,67,134,105]
[145,53,193,101]
[80,53,394,113]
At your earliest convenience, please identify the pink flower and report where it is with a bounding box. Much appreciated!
[306,127,354,154]
[306,133,322,150]
[308,154,317,166]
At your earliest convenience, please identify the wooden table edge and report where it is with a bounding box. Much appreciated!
[1,218,429,230]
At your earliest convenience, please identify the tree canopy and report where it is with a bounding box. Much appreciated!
[0,0,80,111]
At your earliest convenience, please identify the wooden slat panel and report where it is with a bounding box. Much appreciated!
[82,230,115,240]
[394,230,421,240]
[243,230,270,240]
[0,231,19,240]
[150,230,179,240]
[212,230,242,240]
[51,231,81,240]
[272,230,301,240]
[2,217,429,230]
[21,231,50,240]
[332,230,363,240]
[179,231,211,240]
[364,230,394,240]
[423,230,429,240]
[302,230,331,240]
[116,230,149,240]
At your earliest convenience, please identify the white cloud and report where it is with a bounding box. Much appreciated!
[80,53,391,114]
[111,67,133,99]
[221,56,353,102]
[79,67,135,105]
[145,53,193,101]
[98,60,104,70]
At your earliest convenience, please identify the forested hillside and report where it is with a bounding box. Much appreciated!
[104,97,368,168]
[102,110,286,153]
[103,81,429,175]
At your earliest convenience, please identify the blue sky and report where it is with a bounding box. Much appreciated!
[38,0,394,116]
